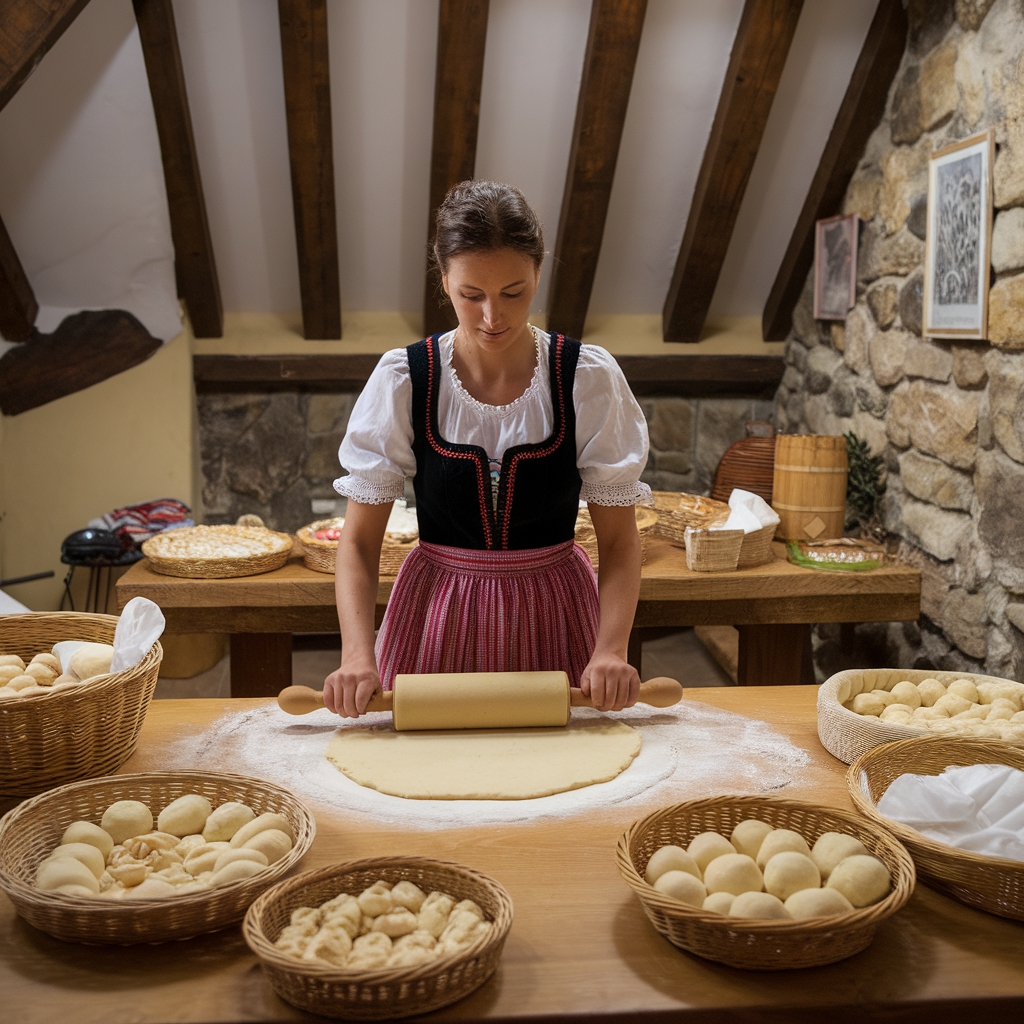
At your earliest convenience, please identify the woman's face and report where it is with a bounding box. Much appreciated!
[442,248,541,353]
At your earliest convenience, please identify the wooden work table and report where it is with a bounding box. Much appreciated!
[2,686,1021,1024]
[116,541,921,695]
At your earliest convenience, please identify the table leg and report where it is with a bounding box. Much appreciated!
[230,633,292,697]
[627,627,643,677]
[736,624,814,685]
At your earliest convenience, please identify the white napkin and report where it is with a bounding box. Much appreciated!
[111,596,166,672]
[712,488,781,534]
[875,764,1024,861]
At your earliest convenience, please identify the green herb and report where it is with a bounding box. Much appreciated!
[844,431,885,535]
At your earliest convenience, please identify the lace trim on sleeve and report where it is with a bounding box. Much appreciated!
[580,480,654,507]
[333,474,406,504]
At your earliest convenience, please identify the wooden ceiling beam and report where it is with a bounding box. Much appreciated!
[278,0,341,339]
[762,0,907,340]
[0,0,91,113]
[424,0,490,337]
[547,0,647,340]
[0,214,38,341]
[133,0,223,338]
[662,0,804,343]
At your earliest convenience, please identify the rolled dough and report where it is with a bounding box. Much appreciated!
[325,720,641,800]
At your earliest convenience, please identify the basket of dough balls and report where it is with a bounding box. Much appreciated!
[849,736,1024,921]
[242,856,513,1020]
[616,794,915,970]
[0,770,315,944]
[0,612,162,797]
[819,667,1024,765]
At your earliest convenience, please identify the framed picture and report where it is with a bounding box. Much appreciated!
[813,214,858,319]
[924,129,994,340]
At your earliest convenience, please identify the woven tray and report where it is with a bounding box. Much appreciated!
[297,517,345,574]
[142,526,293,579]
[574,506,659,569]
[0,771,316,944]
[818,667,1024,765]
[736,522,777,569]
[616,795,915,970]
[849,737,1024,921]
[651,491,730,546]
[243,856,513,1020]
[0,613,162,797]
[683,528,744,572]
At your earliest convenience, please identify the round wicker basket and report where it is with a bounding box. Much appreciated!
[616,795,915,970]
[297,517,345,574]
[849,736,1024,921]
[0,771,316,944]
[141,526,293,579]
[0,613,162,797]
[574,506,658,569]
[243,857,513,1020]
[818,667,1024,765]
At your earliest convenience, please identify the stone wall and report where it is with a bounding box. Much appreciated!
[775,0,1024,682]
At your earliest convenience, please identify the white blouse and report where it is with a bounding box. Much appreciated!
[334,329,652,507]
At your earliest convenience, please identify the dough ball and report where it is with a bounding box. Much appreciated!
[916,679,946,707]
[952,703,990,721]
[372,909,419,937]
[8,674,37,692]
[702,892,735,915]
[388,945,436,968]
[810,832,868,880]
[61,820,114,860]
[702,854,763,896]
[1012,711,1024,724]
[870,688,897,707]
[107,861,149,888]
[730,820,774,860]
[986,702,1017,722]
[390,880,426,912]
[100,800,154,845]
[183,841,231,876]
[755,829,811,869]
[213,848,268,874]
[394,929,437,953]
[645,844,702,885]
[912,706,946,723]
[289,906,323,933]
[784,887,854,919]
[126,877,178,899]
[228,811,294,849]
[826,855,891,908]
[358,886,393,917]
[888,681,921,710]
[176,834,206,856]
[348,932,392,970]
[440,909,488,950]
[0,665,23,684]
[452,898,483,920]
[0,687,18,700]
[24,663,57,685]
[418,892,454,937]
[879,703,914,724]
[157,794,213,838]
[69,643,115,681]
[934,693,973,717]
[31,653,62,674]
[763,852,820,902]
[48,842,106,879]
[16,685,48,697]
[728,891,790,920]
[242,828,292,865]
[687,832,735,872]
[37,857,100,894]
[210,859,266,887]
[54,884,96,898]
[947,678,980,703]
[850,692,887,717]
[0,654,26,670]
[652,870,707,908]
[977,681,1023,709]
[303,925,352,966]
[202,801,255,843]
[321,893,362,938]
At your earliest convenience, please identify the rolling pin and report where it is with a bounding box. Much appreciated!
[277,670,683,731]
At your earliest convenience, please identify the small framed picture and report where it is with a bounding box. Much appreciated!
[813,214,858,320]
[924,129,994,340]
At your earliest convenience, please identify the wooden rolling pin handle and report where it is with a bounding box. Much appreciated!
[569,676,683,710]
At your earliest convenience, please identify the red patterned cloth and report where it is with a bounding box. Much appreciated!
[375,540,600,689]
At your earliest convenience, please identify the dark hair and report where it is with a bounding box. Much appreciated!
[432,180,545,274]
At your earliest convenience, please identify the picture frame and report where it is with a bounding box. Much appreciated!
[924,128,994,340]
[813,214,858,320]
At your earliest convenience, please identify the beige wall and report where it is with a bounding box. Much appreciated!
[0,329,195,611]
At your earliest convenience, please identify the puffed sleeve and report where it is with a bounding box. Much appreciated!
[333,349,415,504]
[574,345,653,506]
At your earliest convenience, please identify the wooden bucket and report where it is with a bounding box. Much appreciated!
[772,435,848,541]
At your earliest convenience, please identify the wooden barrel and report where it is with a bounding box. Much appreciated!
[771,435,848,541]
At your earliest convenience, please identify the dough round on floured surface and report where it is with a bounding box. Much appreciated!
[326,719,641,800]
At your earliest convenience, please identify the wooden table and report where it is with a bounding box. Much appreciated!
[116,541,920,696]
[3,686,1020,1023]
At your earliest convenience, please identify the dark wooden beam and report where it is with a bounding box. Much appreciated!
[762,0,907,340]
[0,213,37,341]
[133,0,223,339]
[662,0,804,343]
[278,0,341,340]
[424,0,490,337]
[0,310,161,416]
[547,0,647,340]
[193,352,784,400]
[0,0,90,113]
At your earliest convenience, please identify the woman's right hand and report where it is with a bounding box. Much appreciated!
[323,655,382,718]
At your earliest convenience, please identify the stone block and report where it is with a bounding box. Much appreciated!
[991,208,1024,274]
[843,167,882,221]
[224,394,307,505]
[1007,603,1024,634]
[956,0,997,31]
[952,344,988,388]
[898,268,924,335]
[886,379,980,469]
[792,295,824,347]
[866,279,899,328]
[904,339,953,381]
[827,377,856,419]
[988,273,1024,349]
[855,377,889,418]
[977,447,1024,568]
[786,339,809,372]
[851,409,889,454]
[907,0,955,55]
[654,450,692,475]
[803,394,848,438]
[890,63,923,145]
[919,42,959,130]
[830,322,846,352]
[941,588,988,659]
[843,304,874,373]
[304,433,346,480]
[994,141,1024,209]
[880,140,930,235]
[308,394,355,434]
[939,646,986,675]
[985,350,1024,462]
[693,400,754,487]
[647,397,693,456]
[906,194,928,240]
[899,449,974,510]
[955,32,988,128]
[781,365,802,391]
[869,328,911,386]
[900,496,973,561]
[860,224,925,282]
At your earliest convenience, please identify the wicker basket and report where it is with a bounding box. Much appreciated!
[297,518,345,574]
[142,526,293,579]
[574,506,659,569]
[243,857,513,1020]
[0,771,315,944]
[683,527,744,572]
[616,795,915,970]
[736,522,777,569]
[849,737,1024,921]
[711,436,776,505]
[818,667,1024,765]
[651,491,730,546]
[0,613,162,797]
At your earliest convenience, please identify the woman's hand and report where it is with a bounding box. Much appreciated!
[579,652,641,712]
[323,654,382,718]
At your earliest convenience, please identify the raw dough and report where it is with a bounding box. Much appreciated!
[49,843,105,879]
[326,720,641,800]
[69,643,114,681]
[686,832,735,871]
[755,829,810,869]
[242,828,292,864]
[702,853,762,896]
[784,887,853,918]
[229,812,294,848]
[762,852,820,901]
[61,821,114,859]
[810,832,867,879]
[826,855,890,907]
[202,801,255,842]
[702,892,735,914]
[644,845,701,885]
[917,679,946,707]
[158,794,213,837]
[101,800,153,844]
[652,870,706,908]
[730,819,773,859]
[728,891,789,920]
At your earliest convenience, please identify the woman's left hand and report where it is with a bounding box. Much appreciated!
[579,653,641,712]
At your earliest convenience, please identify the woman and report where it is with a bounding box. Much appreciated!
[324,181,651,718]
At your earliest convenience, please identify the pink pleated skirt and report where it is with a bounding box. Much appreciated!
[375,540,600,689]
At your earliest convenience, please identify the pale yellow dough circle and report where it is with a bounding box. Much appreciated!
[326,720,641,800]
